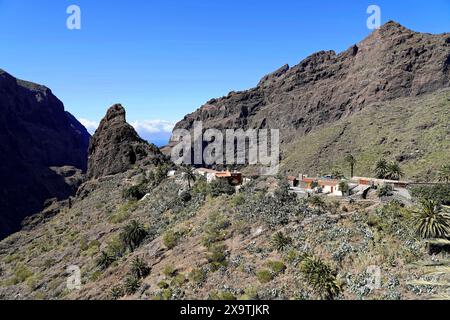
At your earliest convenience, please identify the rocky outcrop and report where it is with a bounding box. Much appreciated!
[0,69,90,239]
[172,21,450,145]
[87,104,168,180]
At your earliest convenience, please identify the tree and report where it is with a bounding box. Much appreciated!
[344,154,357,178]
[386,162,404,181]
[413,200,450,239]
[181,166,196,189]
[374,159,389,179]
[121,220,148,252]
[300,256,341,300]
[437,164,450,184]
[338,181,350,196]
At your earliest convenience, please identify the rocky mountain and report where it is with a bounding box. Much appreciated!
[87,104,168,180]
[0,69,90,239]
[171,21,450,178]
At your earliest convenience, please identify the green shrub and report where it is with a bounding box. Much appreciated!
[218,291,237,300]
[96,251,116,271]
[171,273,186,287]
[232,193,246,207]
[158,281,169,289]
[377,184,394,198]
[123,184,147,201]
[411,184,450,205]
[110,285,124,300]
[413,199,450,239]
[120,220,148,252]
[202,212,230,248]
[162,265,178,278]
[207,243,228,271]
[266,260,286,275]
[123,276,141,295]
[192,178,209,196]
[208,290,237,300]
[271,231,293,252]
[131,257,150,279]
[256,269,273,284]
[239,287,259,300]
[163,230,180,249]
[188,268,207,286]
[300,256,341,300]
[109,201,138,224]
[209,179,235,197]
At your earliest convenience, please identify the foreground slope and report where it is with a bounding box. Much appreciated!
[0,164,448,300]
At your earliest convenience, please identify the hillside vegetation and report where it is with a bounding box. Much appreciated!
[0,163,448,300]
[282,89,450,181]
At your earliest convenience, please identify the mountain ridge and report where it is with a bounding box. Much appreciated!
[168,21,450,177]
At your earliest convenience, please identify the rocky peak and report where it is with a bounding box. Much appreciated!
[87,104,168,180]
[172,21,450,145]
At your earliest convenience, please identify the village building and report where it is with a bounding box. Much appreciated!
[195,168,243,186]
[352,177,411,189]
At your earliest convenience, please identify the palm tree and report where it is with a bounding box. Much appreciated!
[121,220,148,252]
[344,154,357,178]
[131,257,150,279]
[300,256,341,300]
[437,164,450,184]
[413,200,450,239]
[374,159,389,179]
[386,162,404,181]
[96,251,115,270]
[181,166,196,189]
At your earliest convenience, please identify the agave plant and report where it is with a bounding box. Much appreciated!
[300,256,341,300]
[413,200,450,239]
[437,164,450,184]
[271,231,293,252]
[121,220,148,252]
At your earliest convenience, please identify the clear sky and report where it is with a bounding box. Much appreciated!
[0,0,449,145]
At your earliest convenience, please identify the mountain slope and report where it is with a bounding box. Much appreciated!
[170,21,450,177]
[0,69,90,239]
[282,89,450,180]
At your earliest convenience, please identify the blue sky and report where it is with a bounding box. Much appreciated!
[0,0,449,145]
